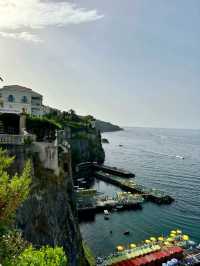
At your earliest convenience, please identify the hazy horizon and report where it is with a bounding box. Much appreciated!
[0,0,199,129]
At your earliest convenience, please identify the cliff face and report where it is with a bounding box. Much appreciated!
[69,130,105,169]
[4,144,88,266]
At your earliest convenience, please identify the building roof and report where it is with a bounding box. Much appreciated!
[0,85,43,97]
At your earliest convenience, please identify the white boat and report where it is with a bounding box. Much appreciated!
[104,210,110,215]
[176,155,185,159]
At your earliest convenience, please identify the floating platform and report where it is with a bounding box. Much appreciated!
[95,171,174,204]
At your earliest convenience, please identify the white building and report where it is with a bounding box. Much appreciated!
[0,85,43,116]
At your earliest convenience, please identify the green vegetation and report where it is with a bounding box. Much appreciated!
[14,246,67,266]
[44,109,95,132]
[0,149,68,265]
[83,242,96,266]
[0,149,31,228]
[26,115,61,141]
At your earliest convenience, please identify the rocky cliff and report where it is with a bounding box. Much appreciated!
[68,129,105,169]
[3,144,88,266]
[95,119,123,133]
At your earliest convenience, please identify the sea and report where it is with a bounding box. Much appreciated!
[80,127,200,257]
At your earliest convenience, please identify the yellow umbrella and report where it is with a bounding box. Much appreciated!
[167,238,174,242]
[145,240,151,244]
[182,235,189,241]
[158,237,164,241]
[176,230,182,234]
[130,243,137,249]
[171,230,177,234]
[116,245,124,252]
[150,237,156,242]
[164,241,171,246]
[170,233,176,238]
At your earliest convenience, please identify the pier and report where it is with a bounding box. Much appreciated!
[93,163,135,178]
[76,162,135,179]
[95,171,174,204]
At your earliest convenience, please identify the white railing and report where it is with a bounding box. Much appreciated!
[0,134,36,145]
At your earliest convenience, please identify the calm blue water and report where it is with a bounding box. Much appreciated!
[80,127,200,257]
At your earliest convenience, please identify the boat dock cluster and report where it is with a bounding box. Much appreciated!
[95,171,174,204]
[76,190,144,216]
[97,230,200,266]
[75,163,174,219]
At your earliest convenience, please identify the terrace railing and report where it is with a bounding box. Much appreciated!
[0,134,36,145]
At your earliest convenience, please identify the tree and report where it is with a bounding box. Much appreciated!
[0,149,31,229]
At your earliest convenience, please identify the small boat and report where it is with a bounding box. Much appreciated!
[104,210,110,215]
[176,155,185,159]
[124,231,130,235]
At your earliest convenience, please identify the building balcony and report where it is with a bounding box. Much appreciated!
[0,134,36,145]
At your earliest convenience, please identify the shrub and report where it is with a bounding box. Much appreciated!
[0,230,29,265]
[13,246,68,266]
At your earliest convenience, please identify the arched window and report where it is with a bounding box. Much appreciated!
[8,95,15,102]
[21,96,28,103]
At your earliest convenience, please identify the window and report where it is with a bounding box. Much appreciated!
[21,95,28,103]
[8,95,15,102]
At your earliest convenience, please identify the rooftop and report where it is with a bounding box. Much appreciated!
[0,85,43,97]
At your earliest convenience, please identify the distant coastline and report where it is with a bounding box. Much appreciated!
[95,119,123,133]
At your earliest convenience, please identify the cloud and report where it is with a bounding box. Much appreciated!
[0,0,103,43]
[0,31,43,43]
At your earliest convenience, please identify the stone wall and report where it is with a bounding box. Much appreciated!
[33,141,59,176]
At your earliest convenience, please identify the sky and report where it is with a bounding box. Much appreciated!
[0,0,200,129]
